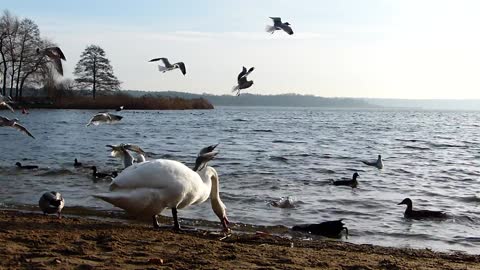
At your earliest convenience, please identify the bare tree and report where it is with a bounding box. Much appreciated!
[0,10,60,100]
[74,45,120,99]
[14,18,41,99]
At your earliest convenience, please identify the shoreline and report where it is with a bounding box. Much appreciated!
[0,210,478,269]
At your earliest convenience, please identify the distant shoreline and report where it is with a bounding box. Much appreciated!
[8,94,214,111]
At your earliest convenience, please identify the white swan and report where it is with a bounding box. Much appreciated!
[93,153,229,231]
[362,154,383,169]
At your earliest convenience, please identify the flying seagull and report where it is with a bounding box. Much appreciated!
[149,57,186,75]
[37,47,66,76]
[0,116,35,139]
[0,94,14,113]
[86,112,123,127]
[266,17,294,35]
[232,66,254,96]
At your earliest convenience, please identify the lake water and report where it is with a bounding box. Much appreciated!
[1,107,479,254]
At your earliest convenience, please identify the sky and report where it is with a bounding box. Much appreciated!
[2,0,480,99]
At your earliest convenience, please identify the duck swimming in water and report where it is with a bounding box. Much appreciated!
[74,158,83,168]
[332,172,359,188]
[39,191,65,218]
[362,155,383,169]
[15,162,38,169]
[292,219,348,238]
[91,166,115,180]
[398,198,447,219]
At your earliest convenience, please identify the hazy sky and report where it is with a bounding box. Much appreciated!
[3,0,480,99]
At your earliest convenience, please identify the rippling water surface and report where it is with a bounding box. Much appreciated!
[1,107,479,254]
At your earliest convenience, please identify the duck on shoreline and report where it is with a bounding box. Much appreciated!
[39,191,65,218]
[398,198,447,219]
[292,219,348,238]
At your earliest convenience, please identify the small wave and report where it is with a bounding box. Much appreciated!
[233,118,248,122]
[269,156,288,163]
[395,138,422,142]
[36,169,75,176]
[403,145,430,150]
[272,140,306,144]
[458,194,480,203]
[253,129,273,133]
[427,142,467,149]
[268,196,298,209]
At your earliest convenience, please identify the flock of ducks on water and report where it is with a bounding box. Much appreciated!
[1,17,450,238]
[8,111,449,238]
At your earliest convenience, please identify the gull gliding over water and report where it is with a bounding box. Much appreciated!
[0,116,35,139]
[232,66,254,96]
[86,112,123,127]
[0,94,14,113]
[37,47,66,76]
[266,17,294,35]
[149,57,186,75]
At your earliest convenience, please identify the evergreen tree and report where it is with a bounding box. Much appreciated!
[74,44,120,99]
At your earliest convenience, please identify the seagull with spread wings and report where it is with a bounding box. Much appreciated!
[86,112,123,127]
[232,66,254,96]
[149,57,186,75]
[0,116,35,139]
[0,94,14,113]
[37,47,66,76]
[266,17,294,35]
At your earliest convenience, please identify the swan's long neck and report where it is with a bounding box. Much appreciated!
[210,171,220,201]
[197,167,229,231]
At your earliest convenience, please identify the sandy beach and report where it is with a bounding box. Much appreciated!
[0,210,478,270]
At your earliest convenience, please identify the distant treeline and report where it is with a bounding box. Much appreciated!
[12,89,213,110]
[123,90,375,108]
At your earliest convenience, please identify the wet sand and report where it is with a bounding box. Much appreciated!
[0,210,478,270]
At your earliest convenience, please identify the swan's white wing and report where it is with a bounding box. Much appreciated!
[93,188,169,215]
[110,159,201,191]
